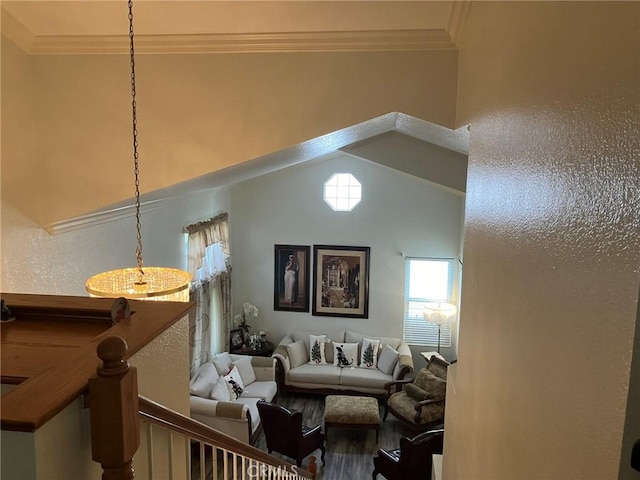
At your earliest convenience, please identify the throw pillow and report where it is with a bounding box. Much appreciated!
[359,337,380,368]
[405,383,430,401]
[232,356,256,386]
[286,340,308,369]
[189,362,219,398]
[377,344,400,375]
[413,369,446,399]
[223,365,245,400]
[309,334,327,364]
[212,352,234,375]
[210,377,231,402]
[332,342,358,367]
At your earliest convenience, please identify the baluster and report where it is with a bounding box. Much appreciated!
[89,335,140,480]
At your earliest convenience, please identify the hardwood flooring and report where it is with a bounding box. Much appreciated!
[252,390,416,479]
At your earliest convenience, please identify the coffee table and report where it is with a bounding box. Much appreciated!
[324,394,380,443]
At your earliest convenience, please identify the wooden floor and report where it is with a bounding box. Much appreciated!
[252,390,415,479]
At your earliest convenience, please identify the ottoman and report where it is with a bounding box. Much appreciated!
[324,395,380,443]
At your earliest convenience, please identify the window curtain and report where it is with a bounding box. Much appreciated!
[186,213,230,376]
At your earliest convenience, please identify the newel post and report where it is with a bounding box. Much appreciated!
[89,335,140,480]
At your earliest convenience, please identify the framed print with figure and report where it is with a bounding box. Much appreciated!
[312,245,370,318]
[274,245,310,312]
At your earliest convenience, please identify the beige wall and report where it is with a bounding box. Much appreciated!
[446,2,640,479]
[2,39,457,227]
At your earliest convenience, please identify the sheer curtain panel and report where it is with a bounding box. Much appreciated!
[185,213,230,375]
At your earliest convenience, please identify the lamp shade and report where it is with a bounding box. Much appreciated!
[423,302,457,325]
[86,267,191,302]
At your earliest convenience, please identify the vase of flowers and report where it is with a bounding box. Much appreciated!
[234,302,258,335]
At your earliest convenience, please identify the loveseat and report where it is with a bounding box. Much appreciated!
[273,330,413,398]
[189,352,277,444]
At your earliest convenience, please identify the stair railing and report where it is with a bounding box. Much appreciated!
[89,335,312,480]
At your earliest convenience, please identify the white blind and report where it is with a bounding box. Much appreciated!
[403,258,455,346]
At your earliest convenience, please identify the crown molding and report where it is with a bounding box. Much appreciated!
[447,0,472,48]
[16,29,456,55]
[45,198,172,235]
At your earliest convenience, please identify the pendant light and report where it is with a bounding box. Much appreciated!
[85,0,191,302]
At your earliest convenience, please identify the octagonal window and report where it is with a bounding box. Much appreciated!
[323,173,361,211]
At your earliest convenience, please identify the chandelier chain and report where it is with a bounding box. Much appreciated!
[128,0,144,278]
[83,0,191,300]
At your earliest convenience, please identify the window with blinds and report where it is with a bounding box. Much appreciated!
[403,258,456,346]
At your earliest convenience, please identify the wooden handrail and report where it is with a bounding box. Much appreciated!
[1,293,194,432]
[138,396,313,479]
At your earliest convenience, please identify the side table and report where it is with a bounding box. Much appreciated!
[420,351,446,363]
[231,340,274,357]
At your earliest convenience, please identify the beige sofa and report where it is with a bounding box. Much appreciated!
[273,330,413,398]
[189,352,277,444]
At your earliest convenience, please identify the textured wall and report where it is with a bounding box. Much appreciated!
[1,187,230,295]
[446,2,640,479]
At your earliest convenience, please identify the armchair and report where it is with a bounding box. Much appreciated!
[256,400,326,467]
[383,356,449,431]
[372,428,444,480]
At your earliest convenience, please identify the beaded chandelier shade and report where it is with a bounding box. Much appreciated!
[85,0,190,302]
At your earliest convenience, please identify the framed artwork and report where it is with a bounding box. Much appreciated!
[312,245,370,318]
[230,328,244,351]
[274,244,311,312]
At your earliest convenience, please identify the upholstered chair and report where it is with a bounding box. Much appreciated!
[372,428,444,480]
[256,400,326,467]
[382,356,449,431]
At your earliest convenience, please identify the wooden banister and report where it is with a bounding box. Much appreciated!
[89,336,140,480]
[138,396,313,479]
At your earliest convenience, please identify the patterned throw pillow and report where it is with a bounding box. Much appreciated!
[413,368,446,399]
[223,365,245,400]
[332,342,358,367]
[405,383,430,401]
[359,337,380,368]
[309,334,327,364]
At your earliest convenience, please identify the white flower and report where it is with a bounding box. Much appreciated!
[243,302,259,318]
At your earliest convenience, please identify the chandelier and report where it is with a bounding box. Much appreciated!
[85,0,191,302]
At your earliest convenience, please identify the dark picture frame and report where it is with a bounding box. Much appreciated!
[230,328,244,352]
[274,244,311,312]
[312,245,370,318]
